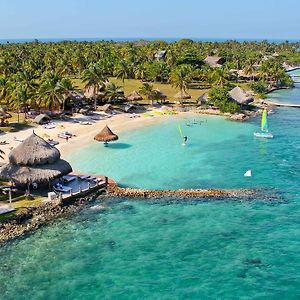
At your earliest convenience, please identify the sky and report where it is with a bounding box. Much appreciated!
[0,0,299,40]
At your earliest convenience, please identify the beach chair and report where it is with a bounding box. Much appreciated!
[62,175,77,183]
[53,185,72,193]
[78,175,90,180]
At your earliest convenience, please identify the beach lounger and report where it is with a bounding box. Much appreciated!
[54,185,72,193]
[78,175,90,180]
[44,122,56,129]
[79,121,91,125]
[62,175,77,183]
[47,139,59,146]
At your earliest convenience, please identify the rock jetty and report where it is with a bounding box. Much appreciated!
[107,186,256,199]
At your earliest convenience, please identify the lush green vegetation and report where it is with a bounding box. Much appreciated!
[0,39,298,113]
[208,87,240,113]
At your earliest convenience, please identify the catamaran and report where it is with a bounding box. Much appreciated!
[253,109,274,139]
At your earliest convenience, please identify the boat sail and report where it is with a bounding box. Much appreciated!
[254,109,274,138]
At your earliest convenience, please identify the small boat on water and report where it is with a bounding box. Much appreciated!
[254,109,274,139]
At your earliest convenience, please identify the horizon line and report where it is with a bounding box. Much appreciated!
[0,36,299,42]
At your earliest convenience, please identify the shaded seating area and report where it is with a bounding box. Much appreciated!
[34,113,51,125]
[52,175,106,197]
[0,132,72,194]
[94,125,118,146]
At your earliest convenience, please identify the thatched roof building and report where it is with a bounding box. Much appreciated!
[0,133,72,184]
[34,114,50,124]
[152,89,167,100]
[229,87,254,105]
[154,50,167,61]
[0,107,12,126]
[174,90,191,100]
[198,92,209,104]
[99,104,113,114]
[127,91,143,101]
[94,125,118,142]
[204,56,224,68]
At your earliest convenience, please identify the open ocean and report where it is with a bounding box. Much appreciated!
[0,37,299,44]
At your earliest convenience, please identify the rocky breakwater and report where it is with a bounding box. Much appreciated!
[107,186,257,200]
[0,194,98,245]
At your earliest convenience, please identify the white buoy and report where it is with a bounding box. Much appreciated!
[244,170,252,177]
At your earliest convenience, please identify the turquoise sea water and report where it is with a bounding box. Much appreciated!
[1,72,300,299]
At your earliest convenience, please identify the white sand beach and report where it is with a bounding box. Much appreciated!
[0,109,193,162]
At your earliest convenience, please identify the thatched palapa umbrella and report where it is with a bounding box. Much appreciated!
[94,125,118,146]
[127,90,143,102]
[174,90,191,101]
[0,133,72,187]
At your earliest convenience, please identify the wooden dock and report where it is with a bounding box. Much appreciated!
[265,101,300,108]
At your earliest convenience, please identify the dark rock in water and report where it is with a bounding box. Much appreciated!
[102,240,116,251]
[245,258,262,265]
[121,204,136,213]
[237,269,247,279]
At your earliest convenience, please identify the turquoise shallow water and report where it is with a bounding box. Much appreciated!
[1,74,300,299]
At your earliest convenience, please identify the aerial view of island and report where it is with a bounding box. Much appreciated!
[0,0,300,299]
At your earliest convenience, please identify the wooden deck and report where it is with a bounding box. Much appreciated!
[56,172,117,200]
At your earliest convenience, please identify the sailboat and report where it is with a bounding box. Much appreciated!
[253,109,274,139]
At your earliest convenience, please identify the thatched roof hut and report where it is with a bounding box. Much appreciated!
[154,50,167,61]
[229,86,254,105]
[0,133,72,184]
[34,114,50,124]
[84,86,97,99]
[127,91,143,101]
[0,107,12,126]
[94,125,118,143]
[198,92,209,104]
[152,89,167,100]
[99,104,113,114]
[0,108,12,120]
[174,90,191,100]
[204,56,224,68]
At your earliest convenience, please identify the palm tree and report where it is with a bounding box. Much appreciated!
[243,57,257,81]
[38,72,63,111]
[59,77,76,110]
[104,82,124,104]
[10,85,31,123]
[81,63,106,110]
[114,60,130,90]
[139,82,156,105]
[209,68,228,87]
[169,65,192,94]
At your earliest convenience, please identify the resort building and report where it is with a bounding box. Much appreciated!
[154,50,167,61]
[204,56,224,68]
[229,86,254,105]
[0,133,72,189]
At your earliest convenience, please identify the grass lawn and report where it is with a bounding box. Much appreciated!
[73,77,208,104]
